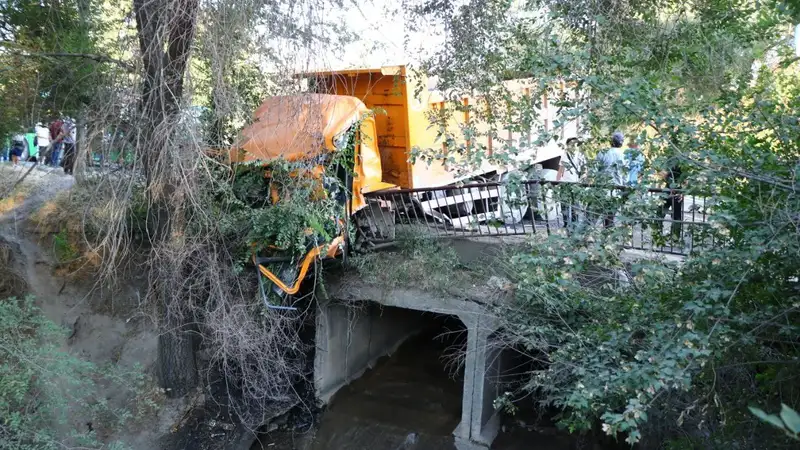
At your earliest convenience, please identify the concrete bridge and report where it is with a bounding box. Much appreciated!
[310,235,685,450]
[308,181,706,449]
[314,239,508,450]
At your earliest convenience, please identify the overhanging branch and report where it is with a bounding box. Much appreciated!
[6,50,135,72]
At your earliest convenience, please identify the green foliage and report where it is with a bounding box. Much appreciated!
[53,228,79,263]
[0,0,110,137]
[750,404,800,440]
[496,166,799,445]
[197,60,270,148]
[0,296,154,449]
[408,0,800,447]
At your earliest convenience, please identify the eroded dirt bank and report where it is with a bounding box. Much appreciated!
[1,166,187,449]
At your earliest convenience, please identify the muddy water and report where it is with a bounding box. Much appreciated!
[309,321,464,450]
[252,318,588,450]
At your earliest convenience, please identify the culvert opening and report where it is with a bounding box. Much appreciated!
[313,303,467,449]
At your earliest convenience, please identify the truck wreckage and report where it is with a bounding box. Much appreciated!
[228,65,581,306]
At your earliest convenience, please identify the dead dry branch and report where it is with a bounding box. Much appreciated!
[39,0,362,432]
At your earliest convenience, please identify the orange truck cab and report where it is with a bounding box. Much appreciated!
[229,94,394,306]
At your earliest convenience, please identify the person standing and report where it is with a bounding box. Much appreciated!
[594,131,626,227]
[35,122,51,164]
[49,118,65,167]
[10,134,25,167]
[60,118,76,175]
[625,137,645,187]
[657,162,684,241]
[595,131,626,186]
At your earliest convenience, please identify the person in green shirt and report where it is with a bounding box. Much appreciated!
[24,128,37,161]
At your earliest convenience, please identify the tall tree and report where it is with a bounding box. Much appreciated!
[132,0,200,397]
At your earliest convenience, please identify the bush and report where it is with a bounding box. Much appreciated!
[0,296,154,449]
[494,75,800,446]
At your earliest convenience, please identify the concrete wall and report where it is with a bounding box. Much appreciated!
[480,335,503,430]
[314,300,425,403]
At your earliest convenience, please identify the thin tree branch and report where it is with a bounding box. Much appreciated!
[6,50,135,72]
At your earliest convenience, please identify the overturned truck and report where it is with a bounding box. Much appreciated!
[229,65,579,305]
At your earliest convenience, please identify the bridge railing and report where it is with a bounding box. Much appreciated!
[360,180,717,256]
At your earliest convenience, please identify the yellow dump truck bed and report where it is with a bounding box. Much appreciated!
[297,65,573,189]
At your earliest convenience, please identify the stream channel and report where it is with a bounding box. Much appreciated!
[249,315,593,450]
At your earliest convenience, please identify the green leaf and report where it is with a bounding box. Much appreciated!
[749,406,786,430]
[780,404,800,434]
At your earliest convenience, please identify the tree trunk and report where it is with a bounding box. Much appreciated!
[158,326,199,398]
[133,0,200,397]
[73,109,88,184]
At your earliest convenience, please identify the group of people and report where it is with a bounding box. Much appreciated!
[594,131,645,187]
[2,117,77,174]
[561,131,685,237]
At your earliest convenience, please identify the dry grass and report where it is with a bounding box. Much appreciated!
[0,190,28,215]
[29,187,104,279]
[0,174,31,215]
[29,190,80,234]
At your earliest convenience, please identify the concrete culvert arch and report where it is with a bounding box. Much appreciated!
[312,300,468,449]
[312,277,507,450]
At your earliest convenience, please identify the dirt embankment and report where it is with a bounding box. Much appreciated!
[1,165,307,450]
[0,165,193,449]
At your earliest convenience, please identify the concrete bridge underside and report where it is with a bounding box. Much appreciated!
[312,237,681,449]
[314,280,503,450]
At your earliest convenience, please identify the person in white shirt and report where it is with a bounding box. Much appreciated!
[595,131,626,186]
[35,123,51,164]
[594,131,626,227]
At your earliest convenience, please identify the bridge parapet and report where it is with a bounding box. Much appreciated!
[361,180,716,257]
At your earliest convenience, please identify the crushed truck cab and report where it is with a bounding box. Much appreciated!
[229,94,395,306]
[230,94,394,212]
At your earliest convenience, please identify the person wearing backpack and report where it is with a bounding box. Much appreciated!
[9,134,25,167]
